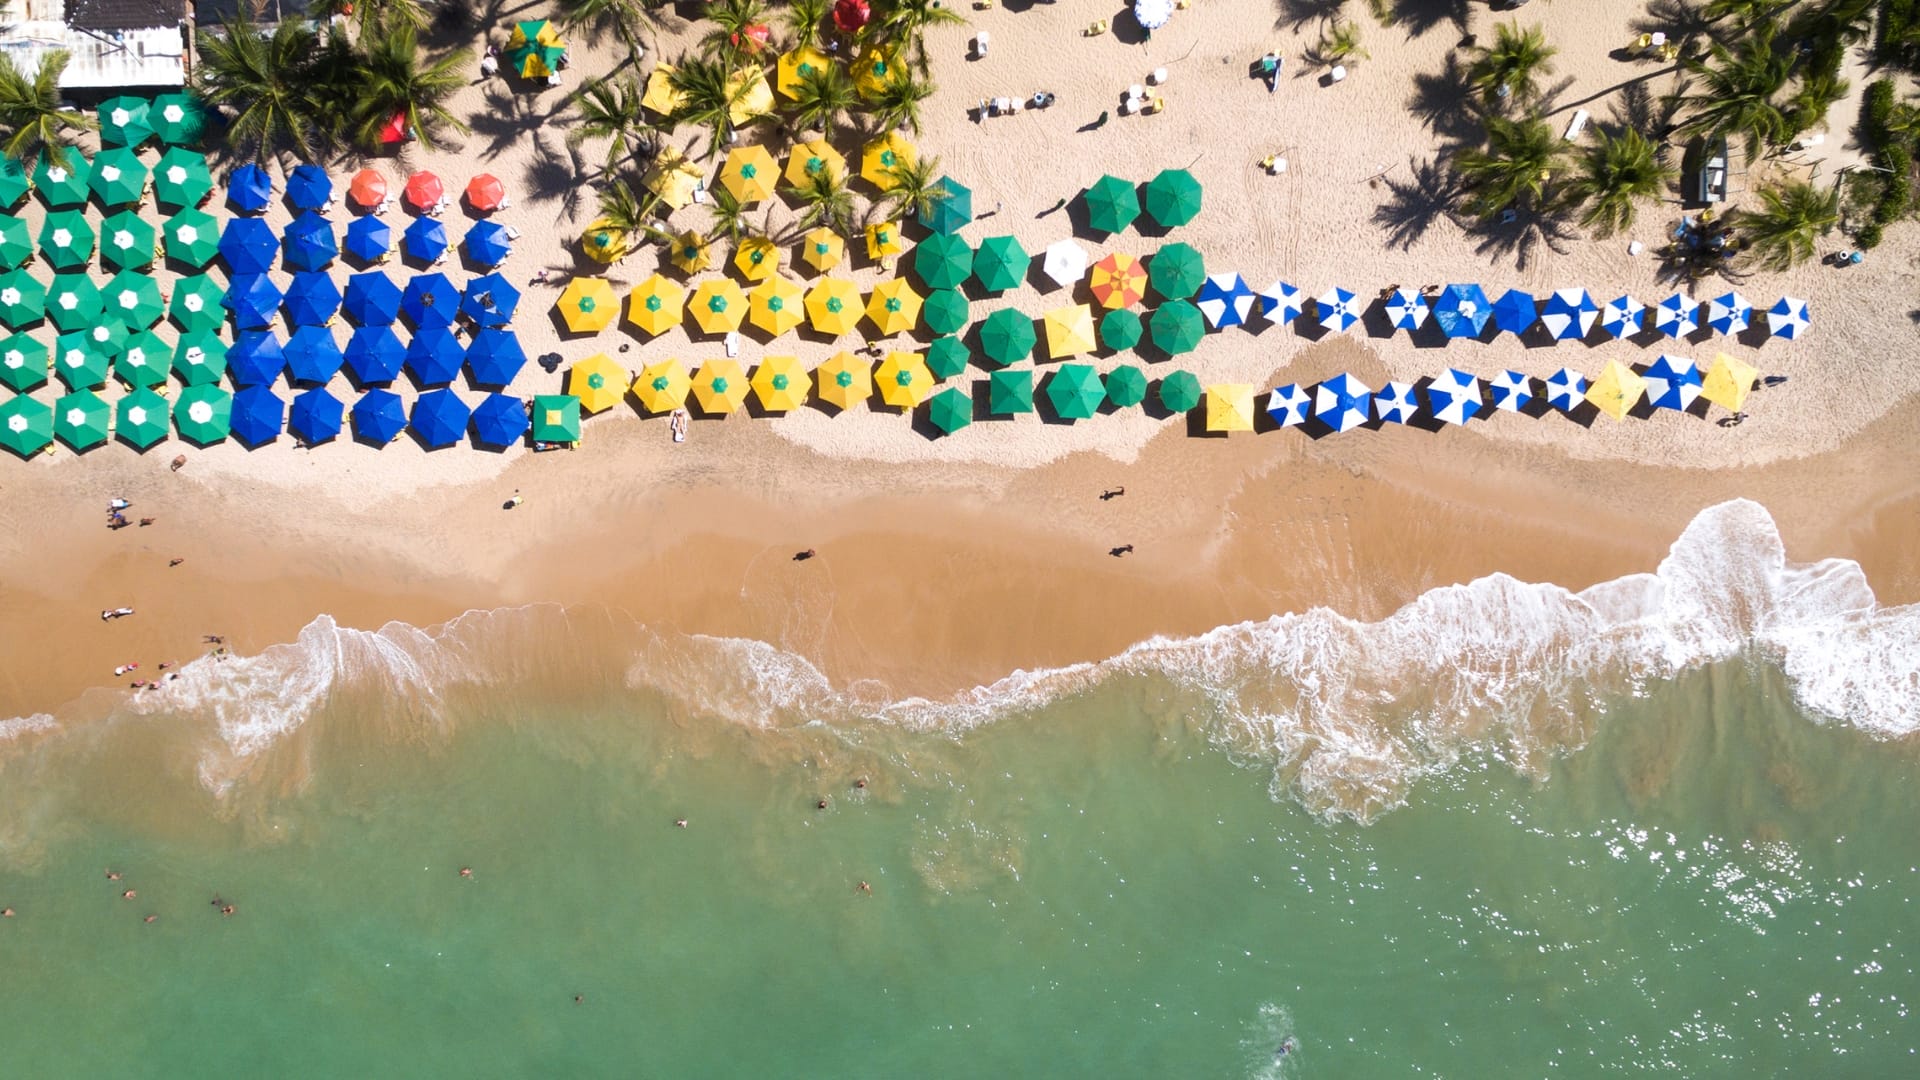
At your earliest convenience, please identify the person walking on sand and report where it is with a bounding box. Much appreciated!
[1109,544,1134,557]
[1100,486,1125,501]
[504,490,524,510]
[101,607,134,621]
[794,549,816,561]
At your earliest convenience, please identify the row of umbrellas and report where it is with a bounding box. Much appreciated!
[1332,284,1811,342]
[93,94,208,148]
[1082,169,1204,234]
[223,163,507,216]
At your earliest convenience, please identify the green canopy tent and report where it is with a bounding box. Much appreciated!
[153,147,213,208]
[912,232,972,291]
[170,274,226,333]
[1045,363,1105,420]
[39,210,95,271]
[1099,308,1142,352]
[1149,300,1205,355]
[172,333,228,386]
[89,147,149,207]
[98,96,153,146]
[116,387,172,449]
[1142,168,1202,228]
[926,335,970,379]
[0,394,53,457]
[988,368,1033,414]
[162,209,220,268]
[53,389,110,450]
[0,332,48,392]
[0,268,47,328]
[923,289,969,336]
[174,384,233,445]
[45,274,103,332]
[530,394,582,442]
[1104,364,1148,407]
[927,385,972,435]
[0,217,31,270]
[1083,174,1139,235]
[978,308,1036,367]
[150,92,208,146]
[102,270,164,329]
[1148,242,1205,301]
[972,235,1029,293]
[1158,370,1202,412]
[100,210,157,271]
[32,153,89,207]
[53,330,115,389]
[918,177,973,235]
[0,158,27,206]
[115,329,172,387]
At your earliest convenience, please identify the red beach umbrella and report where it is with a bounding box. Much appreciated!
[378,109,408,145]
[833,0,869,33]
[731,23,771,53]
[466,174,506,212]
[404,171,444,211]
[348,169,387,208]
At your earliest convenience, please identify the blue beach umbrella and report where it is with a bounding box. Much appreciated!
[465,221,511,266]
[1423,368,1484,425]
[345,216,393,263]
[1491,288,1537,335]
[228,330,286,386]
[1431,283,1490,338]
[1705,291,1751,335]
[352,388,407,442]
[1195,273,1254,329]
[1258,279,1302,324]
[283,271,342,326]
[1489,370,1533,413]
[1374,381,1417,424]
[1599,295,1644,339]
[410,387,471,448]
[218,216,278,274]
[465,328,527,387]
[1313,373,1372,433]
[289,386,344,443]
[228,163,272,212]
[1643,355,1702,411]
[283,211,337,272]
[1545,367,1588,412]
[230,385,285,446]
[345,326,406,383]
[403,216,449,262]
[286,325,344,383]
[1383,287,1428,332]
[460,272,520,327]
[406,326,465,385]
[1539,288,1598,341]
[286,164,332,210]
[1654,293,1698,338]
[402,273,458,329]
[1265,382,1311,427]
[471,392,529,447]
[1767,296,1810,340]
[224,273,283,329]
[345,270,403,325]
[1314,286,1359,332]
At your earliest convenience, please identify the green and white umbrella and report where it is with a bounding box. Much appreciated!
[101,270,164,329]
[32,153,89,207]
[45,273,103,332]
[0,158,27,206]
[100,210,157,271]
[39,210,95,270]
[115,329,172,387]
[115,386,170,448]
[173,332,228,386]
[926,335,970,379]
[0,394,53,456]
[53,329,115,389]
[98,96,153,146]
[53,389,110,449]
[153,146,212,208]
[170,274,226,333]
[0,216,32,270]
[174,384,232,445]
[162,208,220,267]
[0,331,48,392]
[89,147,149,207]
[150,92,208,145]
[0,268,46,327]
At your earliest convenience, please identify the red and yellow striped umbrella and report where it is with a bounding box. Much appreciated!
[1088,252,1148,309]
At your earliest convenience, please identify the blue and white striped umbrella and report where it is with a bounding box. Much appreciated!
[1265,382,1311,427]
[1313,372,1372,432]
[1643,354,1701,411]
[1195,272,1254,329]
[1488,369,1533,413]
[1374,381,1417,424]
[1545,367,1587,412]
[1432,283,1491,338]
[1538,288,1598,341]
[1599,295,1644,339]
[1258,279,1302,324]
[1315,286,1360,332]
[1384,287,1428,332]
[1705,291,1751,335]
[1654,293,1698,338]
[1423,367,1484,425]
[1767,296,1810,340]
[1491,288,1538,335]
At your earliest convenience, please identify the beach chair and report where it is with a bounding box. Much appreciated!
[1564,109,1589,141]
[504,225,523,241]
[725,331,740,358]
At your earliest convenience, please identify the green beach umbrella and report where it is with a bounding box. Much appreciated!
[1104,364,1148,407]
[972,235,1029,293]
[0,394,53,456]
[32,153,89,207]
[1142,168,1203,228]
[116,386,171,449]
[924,289,969,336]
[912,232,972,291]
[53,389,110,449]
[39,210,95,270]
[0,217,32,270]
[1158,370,1202,412]
[988,367,1033,414]
[52,330,111,390]
[162,208,220,268]
[0,158,27,206]
[1046,363,1105,420]
[102,270,164,329]
[171,274,226,333]
[97,96,153,147]
[100,210,158,271]
[927,385,972,434]
[150,92,208,145]
[0,268,47,327]
[1083,174,1140,235]
[45,274,103,332]
[153,147,213,208]
[531,394,582,442]
[1149,300,1205,355]
[926,335,970,379]
[0,332,48,392]
[1099,308,1142,352]
[978,308,1036,367]
[1149,242,1205,300]
[115,329,172,387]
[174,384,232,445]
[918,176,973,235]
[89,147,149,207]
[173,332,228,386]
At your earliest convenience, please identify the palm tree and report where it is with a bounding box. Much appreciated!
[868,68,935,135]
[1467,22,1556,109]
[555,0,649,67]
[1314,21,1369,67]
[883,154,948,221]
[193,14,326,160]
[1560,128,1676,236]
[570,75,652,172]
[351,23,470,152]
[0,51,96,169]
[700,0,772,64]
[669,54,751,158]
[782,167,857,234]
[1453,115,1566,220]
[583,175,669,258]
[782,0,831,52]
[1734,179,1839,270]
[789,61,855,137]
[1786,68,1850,140]
[1675,28,1792,162]
[708,186,752,244]
[1703,0,1784,24]
[874,0,967,73]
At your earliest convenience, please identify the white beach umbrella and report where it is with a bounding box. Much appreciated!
[1383,287,1428,332]
[1545,367,1587,412]
[1489,369,1533,412]
[1374,381,1417,424]
[1259,280,1302,324]
[1313,372,1372,433]
[1133,0,1174,31]
[1265,382,1311,427]
[1599,295,1644,339]
[1654,293,1698,339]
[1042,239,1088,288]
[1423,368,1484,425]
[1767,296,1810,340]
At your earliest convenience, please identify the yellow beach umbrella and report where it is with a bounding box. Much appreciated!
[867,278,922,335]
[632,359,691,413]
[568,354,628,413]
[784,138,847,188]
[1043,304,1098,359]
[733,236,781,281]
[776,46,832,100]
[644,147,705,211]
[875,351,932,409]
[1205,383,1257,432]
[692,359,750,414]
[670,230,712,274]
[626,274,685,336]
[724,66,775,125]
[752,355,811,411]
[800,227,844,273]
[556,277,617,333]
[864,221,903,261]
[1700,353,1759,412]
[805,278,863,336]
[815,351,871,410]
[720,145,778,204]
[688,277,748,335]
[642,64,688,117]
[1585,359,1646,421]
[854,44,900,99]
[861,133,917,192]
[580,218,629,264]
[749,275,805,336]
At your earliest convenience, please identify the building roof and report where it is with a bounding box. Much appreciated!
[63,0,182,31]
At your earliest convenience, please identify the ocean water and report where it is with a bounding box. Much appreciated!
[1,500,1916,1076]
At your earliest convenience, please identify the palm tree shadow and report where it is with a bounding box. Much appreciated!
[1408,52,1486,145]
[1390,0,1475,41]
[520,135,589,226]
[1469,212,1577,271]
[466,86,571,163]
[1606,79,1681,137]
[1272,0,1345,31]
[1373,155,1465,250]
[1629,0,1713,56]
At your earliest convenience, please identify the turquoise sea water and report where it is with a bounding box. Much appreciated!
[2,502,1916,1075]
